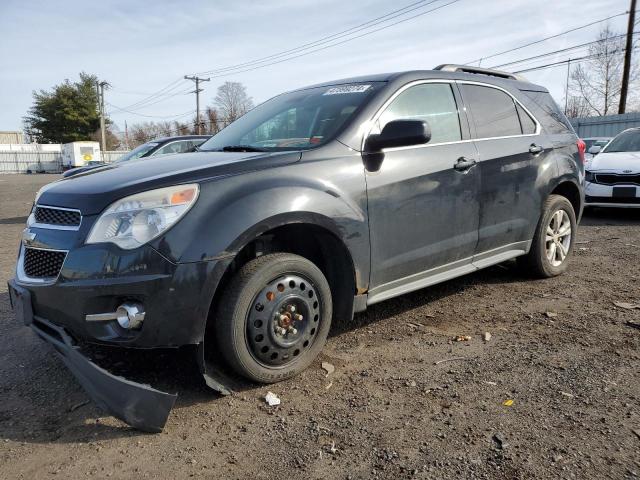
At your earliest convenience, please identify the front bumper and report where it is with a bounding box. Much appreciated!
[15,242,223,347]
[8,279,177,432]
[584,181,640,208]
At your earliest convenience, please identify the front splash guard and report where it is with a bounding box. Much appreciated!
[30,317,177,433]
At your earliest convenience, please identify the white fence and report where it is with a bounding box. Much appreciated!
[0,151,129,174]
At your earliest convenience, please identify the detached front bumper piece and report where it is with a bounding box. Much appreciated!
[8,279,177,433]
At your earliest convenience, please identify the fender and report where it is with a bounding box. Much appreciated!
[153,151,371,294]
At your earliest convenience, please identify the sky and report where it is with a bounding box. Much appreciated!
[0,0,631,134]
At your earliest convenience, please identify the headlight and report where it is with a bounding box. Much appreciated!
[584,170,594,182]
[86,184,199,249]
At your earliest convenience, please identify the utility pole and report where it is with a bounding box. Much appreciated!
[619,0,637,114]
[184,75,210,134]
[96,80,109,151]
[564,58,571,115]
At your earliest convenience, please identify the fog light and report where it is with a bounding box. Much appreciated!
[116,303,145,330]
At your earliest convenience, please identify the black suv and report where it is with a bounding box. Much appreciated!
[9,65,584,431]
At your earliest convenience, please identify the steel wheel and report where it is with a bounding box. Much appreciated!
[545,209,572,267]
[246,274,321,367]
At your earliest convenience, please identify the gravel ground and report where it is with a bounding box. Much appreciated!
[0,174,639,479]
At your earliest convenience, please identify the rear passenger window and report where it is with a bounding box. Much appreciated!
[378,83,462,144]
[516,104,537,134]
[460,84,521,138]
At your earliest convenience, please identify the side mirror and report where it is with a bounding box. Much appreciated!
[588,145,601,155]
[366,119,431,152]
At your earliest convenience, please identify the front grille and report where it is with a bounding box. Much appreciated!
[34,206,81,227]
[586,195,640,204]
[594,173,640,185]
[23,247,66,278]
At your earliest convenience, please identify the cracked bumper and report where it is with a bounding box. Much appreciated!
[8,279,177,433]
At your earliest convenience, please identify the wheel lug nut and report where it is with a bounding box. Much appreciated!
[294,314,303,321]
[287,305,296,313]
[289,327,297,335]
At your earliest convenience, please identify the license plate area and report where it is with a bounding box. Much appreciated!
[612,186,637,198]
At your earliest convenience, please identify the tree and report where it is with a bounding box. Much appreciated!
[564,95,592,119]
[204,107,222,134]
[24,72,107,143]
[569,26,638,116]
[213,81,254,126]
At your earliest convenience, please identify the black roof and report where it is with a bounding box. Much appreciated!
[296,69,548,93]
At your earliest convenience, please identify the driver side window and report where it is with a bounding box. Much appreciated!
[377,83,462,144]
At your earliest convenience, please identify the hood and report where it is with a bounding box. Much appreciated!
[38,151,301,215]
[587,151,640,173]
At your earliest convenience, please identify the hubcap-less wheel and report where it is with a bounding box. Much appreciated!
[246,274,321,367]
[545,209,572,267]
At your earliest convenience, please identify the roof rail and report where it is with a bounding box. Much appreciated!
[434,64,528,82]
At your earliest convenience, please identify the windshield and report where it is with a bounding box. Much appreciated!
[199,83,383,152]
[604,130,640,153]
[117,142,159,162]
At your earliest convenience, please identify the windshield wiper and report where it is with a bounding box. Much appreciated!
[220,145,267,152]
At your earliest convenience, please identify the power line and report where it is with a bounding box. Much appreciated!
[491,32,632,70]
[512,46,638,74]
[196,0,461,80]
[466,11,629,65]
[106,102,195,120]
[184,76,210,134]
[117,78,189,111]
[194,0,445,76]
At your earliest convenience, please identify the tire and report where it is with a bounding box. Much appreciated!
[517,194,577,278]
[215,253,332,383]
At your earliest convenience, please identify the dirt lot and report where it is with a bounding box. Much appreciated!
[0,174,639,479]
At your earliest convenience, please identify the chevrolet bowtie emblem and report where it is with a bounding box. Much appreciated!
[22,229,36,246]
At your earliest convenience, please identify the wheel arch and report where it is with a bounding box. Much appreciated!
[206,213,361,336]
[549,178,583,220]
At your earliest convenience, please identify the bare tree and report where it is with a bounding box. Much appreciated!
[569,26,638,116]
[204,107,222,135]
[564,95,592,119]
[213,82,254,126]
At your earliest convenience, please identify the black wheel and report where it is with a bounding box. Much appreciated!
[215,253,332,383]
[518,194,577,278]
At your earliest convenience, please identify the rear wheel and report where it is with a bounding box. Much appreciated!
[215,253,332,383]
[517,194,576,278]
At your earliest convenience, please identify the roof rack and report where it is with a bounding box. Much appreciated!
[434,64,528,82]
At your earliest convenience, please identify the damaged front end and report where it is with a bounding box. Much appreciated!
[9,280,178,432]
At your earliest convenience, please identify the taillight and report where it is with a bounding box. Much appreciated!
[577,139,586,164]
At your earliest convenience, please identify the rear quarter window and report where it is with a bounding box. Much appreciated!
[521,91,574,135]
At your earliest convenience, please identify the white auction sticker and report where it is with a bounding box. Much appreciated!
[323,84,371,95]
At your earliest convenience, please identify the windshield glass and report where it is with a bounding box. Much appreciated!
[117,142,159,162]
[199,83,383,152]
[604,130,640,153]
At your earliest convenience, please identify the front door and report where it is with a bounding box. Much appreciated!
[365,82,480,303]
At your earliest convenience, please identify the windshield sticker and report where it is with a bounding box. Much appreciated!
[323,85,371,95]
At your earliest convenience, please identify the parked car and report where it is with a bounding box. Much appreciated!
[584,128,640,208]
[583,137,611,163]
[9,64,583,432]
[62,135,212,177]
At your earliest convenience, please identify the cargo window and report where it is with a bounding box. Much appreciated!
[460,84,522,138]
[377,83,462,143]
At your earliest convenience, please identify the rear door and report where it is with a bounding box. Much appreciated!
[458,82,544,261]
[365,81,481,301]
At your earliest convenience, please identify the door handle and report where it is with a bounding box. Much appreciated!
[454,157,477,172]
[529,144,544,155]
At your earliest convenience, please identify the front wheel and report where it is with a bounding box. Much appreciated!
[517,194,577,278]
[215,253,332,383]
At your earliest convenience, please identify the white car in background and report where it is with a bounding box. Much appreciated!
[584,128,640,208]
